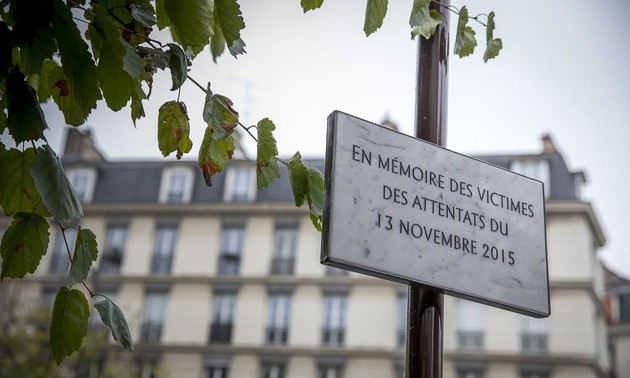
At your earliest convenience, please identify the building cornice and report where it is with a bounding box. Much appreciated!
[545,201,606,248]
[81,202,307,217]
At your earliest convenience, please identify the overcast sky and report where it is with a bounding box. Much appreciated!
[33,0,630,277]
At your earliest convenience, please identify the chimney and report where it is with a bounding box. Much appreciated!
[542,133,556,153]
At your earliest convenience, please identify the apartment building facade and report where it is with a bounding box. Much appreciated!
[0,129,610,378]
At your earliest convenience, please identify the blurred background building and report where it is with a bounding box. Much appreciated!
[0,127,620,378]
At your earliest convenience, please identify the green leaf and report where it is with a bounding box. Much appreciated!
[67,227,98,288]
[214,0,245,49]
[306,167,324,231]
[203,87,239,140]
[98,42,134,110]
[155,0,170,30]
[364,0,388,36]
[301,0,324,12]
[454,6,477,58]
[483,11,502,62]
[6,66,48,144]
[130,2,157,28]
[287,153,325,230]
[39,59,84,126]
[0,147,50,216]
[198,127,234,186]
[0,213,50,280]
[0,22,12,81]
[94,297,134,351]
[12,0,56,76]
[409,0,442,40]
[157,100,193,159]
[30,144,83,222]
[51,0,101,124]
[167,43,188,90]
[256,118,280,189]
[209,7,226,62]
[163,0,213,54]
[130,81,146,125]
[50,287,89,364]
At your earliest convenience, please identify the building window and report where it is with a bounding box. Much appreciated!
[322,293,346,347]
[510,159,550,198]
[209,291,236,344]
[204,356,230,378]
[67,167,97,203]
[151,225,177,274]
[325,266,348,276]
[519,364,551,378]
[318,363,343,378]
[50,228,77,273]
[135,356,161,378]
[158,166,194,204]
[261,361,286,378]
[457,369,484,378]
[397,293,408,349]
[224,165,255,202]
[141,292,168,343]
[99,224,127,273]
[456,300,485,351]
[521,316,548,353]
[270,225,297,275]
[218,225,244,275]
[266,293,291,345]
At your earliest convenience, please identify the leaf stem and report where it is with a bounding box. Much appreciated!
[430,1,488,27]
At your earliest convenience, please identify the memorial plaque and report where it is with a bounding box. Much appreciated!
[321,111,550,317]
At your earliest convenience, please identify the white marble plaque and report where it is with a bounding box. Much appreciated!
[322,111,550,317]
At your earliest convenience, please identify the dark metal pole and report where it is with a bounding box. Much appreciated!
[407,1,449,377]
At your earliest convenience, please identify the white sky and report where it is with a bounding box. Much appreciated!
[34,0,630,276]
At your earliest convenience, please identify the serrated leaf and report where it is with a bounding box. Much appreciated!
[67,227,98,287]
[454,6,477,58]
[163,0,213,55]
[198,127,234,186]
[6,66,48,144]
[364,0,388,36]
[306,167,324,231]
[209,7,226,62]
[287,152,308,207]
[157,100,193,159]
[167,43,188,90]
[30,144,83,222]
[409,0,442,40]
[95,297,134,351]
[301,0,324,12]
[130,81,146,125]
[50,287,89,364]
[39,59,84,126]
[0,147,50,216]
[483,11,502,62]
[98,42,134,110]
[228,38,247,58]
[215,0,244,49]
[0,213,50,280]
[155,0,170,30]
[287,153,324,231]
[51,0,101,124]
[203,86,239,140]
[12,0,56,76]
[256,118,280,189]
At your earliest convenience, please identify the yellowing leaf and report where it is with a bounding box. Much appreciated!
[364,0,388,36]
[198,127,234,186]
[454,6,477,58]
[0,147,50,216]
[203,86,239,140]
[157,100,193,159]
[0,213,50,280]
[50,287,89,364]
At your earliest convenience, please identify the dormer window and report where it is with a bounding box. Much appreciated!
[159,166,194,204]
[510,159,550,198]
[67,167,97,203]
[224,165,256,202]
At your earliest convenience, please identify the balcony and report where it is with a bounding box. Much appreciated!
[209,323,233,343]
[141,322,163,343]
[321,327,345,347]
[218,255,240,276]
[521,333,548,353]
[457,330,484,351]
[270,257,295,275]
[266,326,288,345]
